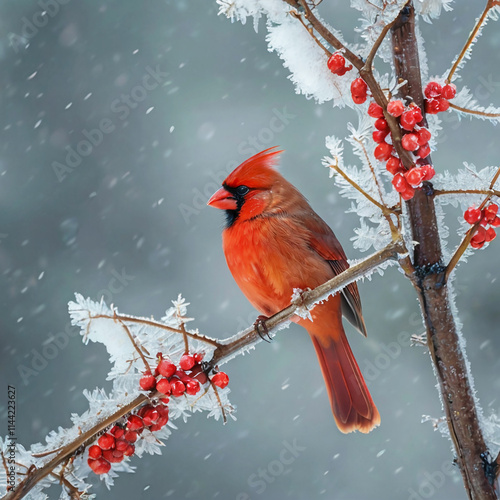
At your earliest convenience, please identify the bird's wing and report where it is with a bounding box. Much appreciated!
[306,215,367,337]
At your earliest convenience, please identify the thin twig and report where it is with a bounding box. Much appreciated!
[434,189,500,198]
[327,162,397,216]
[290,10,331,56]
[449,102,500,119]
[115,313,152,372]
[447,0,500,83]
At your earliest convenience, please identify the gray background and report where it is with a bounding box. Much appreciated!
[1,1,500,499]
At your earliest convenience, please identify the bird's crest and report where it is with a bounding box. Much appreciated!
[224,147,283,189]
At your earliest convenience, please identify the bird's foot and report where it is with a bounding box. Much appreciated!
[254,315,272,343]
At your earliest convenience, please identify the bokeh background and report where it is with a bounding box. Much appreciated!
[1,1,500,499]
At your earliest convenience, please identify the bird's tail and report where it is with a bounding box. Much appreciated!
[310,333,380,433]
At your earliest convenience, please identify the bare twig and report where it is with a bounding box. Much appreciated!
[447,0,500,83]
[449,102,500,119]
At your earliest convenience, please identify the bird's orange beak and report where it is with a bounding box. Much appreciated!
[207,187,238,210]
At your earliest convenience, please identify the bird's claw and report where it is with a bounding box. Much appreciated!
[254,315,272,342]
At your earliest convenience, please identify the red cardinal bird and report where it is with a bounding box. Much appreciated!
[207,147,380,433]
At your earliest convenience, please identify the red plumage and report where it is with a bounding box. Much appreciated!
[208,147,380,433]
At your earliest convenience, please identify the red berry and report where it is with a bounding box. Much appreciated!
[88,445,102,459]
[437,97,449,112]
[212,372,229,389]
[421,165,435,181]
[402,133,419,151]
[103,449,124,464]
[193,353,204,363]
[157,359,176,378]
[392,173,411,193]
[374,143,393,161]
[115,439,129,452]
[351,78,367,104]
[142,408,160,427]
[186,379,201,396]
[372,130,389,143]
[139,372,156,391]
[486,227,497,242]
[156,378,172,395]
[386,156,403,175]
[491,216,500,227]
[190,365,209,384]
[472,225,487,243]
[170,379,186,397]
[124,444,135,456]
[416,128,432,145]
[425,99,440,114]
[424,81,442,99]
[88,457,111,475]
[484,204,498,223]
[400,110,417,131]
[464,207,482,224]
[387,100,404,117]
[470,239,485,249]
[401,186,416,200]
[417,143,431,158]
[110,426,124,439]
[179,354,195,371]
[124,430,138,443]
[327,53,352,75]
[405,167,426,187]
[374,118,389,131]
[97,434,115,451]
[442,84,456,100]
[368,102,384,118]
[327,53,345,72]
[126,415,144,431]
[410,106,423,123]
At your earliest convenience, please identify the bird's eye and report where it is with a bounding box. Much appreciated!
[236,185,250,196]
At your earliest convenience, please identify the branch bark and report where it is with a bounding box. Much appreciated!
[391,4,497,499]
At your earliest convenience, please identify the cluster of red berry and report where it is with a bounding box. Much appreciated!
[367,100,435,200]
[464,203,500,248]
[87,352,229,475]
[327,52,352,76]
[424,81,456,114]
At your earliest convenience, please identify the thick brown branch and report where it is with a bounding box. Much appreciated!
[391,4,497,499]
